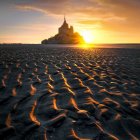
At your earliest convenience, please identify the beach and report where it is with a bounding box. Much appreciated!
[0,44,140,140]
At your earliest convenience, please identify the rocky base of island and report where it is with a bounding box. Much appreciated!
[42,32,85,44]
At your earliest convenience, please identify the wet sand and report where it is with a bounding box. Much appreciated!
[0,45,140,140]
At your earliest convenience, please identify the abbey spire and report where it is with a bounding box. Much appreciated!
[64,15,66,23]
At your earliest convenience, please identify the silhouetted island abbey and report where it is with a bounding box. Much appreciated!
[41,17,85,44]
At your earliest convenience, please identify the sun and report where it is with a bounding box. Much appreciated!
[80,30,94,44]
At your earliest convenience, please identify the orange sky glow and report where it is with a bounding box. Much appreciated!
[0,0,140,44]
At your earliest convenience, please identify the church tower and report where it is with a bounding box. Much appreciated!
[58,16,69,34]
[70,26,74,34]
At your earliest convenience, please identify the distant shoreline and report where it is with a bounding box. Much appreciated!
[0,43,140,45]
[0,43,140,49]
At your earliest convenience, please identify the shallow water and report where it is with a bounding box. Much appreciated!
[0,45,140,140]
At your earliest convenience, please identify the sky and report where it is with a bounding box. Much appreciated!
[0,0,140,44]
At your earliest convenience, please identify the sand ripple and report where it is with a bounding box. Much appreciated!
[0,45,140,140]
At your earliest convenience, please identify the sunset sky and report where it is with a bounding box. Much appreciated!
[0,0,140,44]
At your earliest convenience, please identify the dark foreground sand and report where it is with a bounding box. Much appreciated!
[0,45,140,140]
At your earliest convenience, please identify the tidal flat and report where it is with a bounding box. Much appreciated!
[0,44,140,140]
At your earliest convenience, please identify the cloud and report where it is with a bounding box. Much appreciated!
[15,0,103,16]
[16,5,48,14]
[15,0,140,33]
[15,0,140,22]
[15,0,140,15]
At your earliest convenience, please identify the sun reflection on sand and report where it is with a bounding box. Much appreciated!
[29,101,40,125]
[6,113,11,127]
[53,98,59,110]
[30,84,37,95]
[78,44,94,49]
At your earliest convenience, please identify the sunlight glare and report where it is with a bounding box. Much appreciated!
[81,30,94,44]
[78,44,94,49]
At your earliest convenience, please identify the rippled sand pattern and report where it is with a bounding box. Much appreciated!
[0,45,140,140]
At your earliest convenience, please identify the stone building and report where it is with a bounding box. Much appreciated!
[58,17,74,35]
[41,17,85,44]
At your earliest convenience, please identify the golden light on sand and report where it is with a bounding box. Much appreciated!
[78,44,94,49]
[80,30,94,44]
